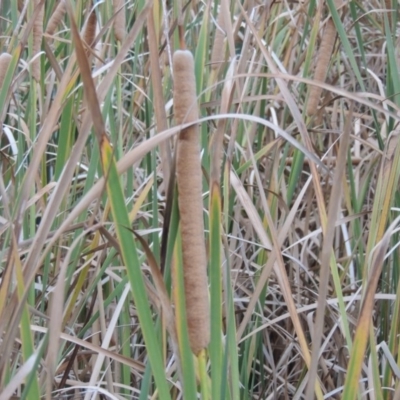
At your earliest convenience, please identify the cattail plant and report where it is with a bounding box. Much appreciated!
[0,53,12,88]
[210,9,226,71]
[46,0,66,37]
[306,0,343,116]
[113,0,126,43]
[306,18,337,116]
[83,1,97,50]
[173,50,210,355]
[32,0,44,82]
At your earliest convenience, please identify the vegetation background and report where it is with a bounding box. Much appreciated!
[0,0,399,399]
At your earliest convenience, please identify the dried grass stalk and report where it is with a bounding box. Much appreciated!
[0,53,12,88]
[113,0,126,43]
[83,2,97,49]
[32,0,44,82]
[210,9,226,71]
[173,50,210,355]
[46,0,66,37]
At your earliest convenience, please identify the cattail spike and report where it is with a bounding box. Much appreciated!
[32,0,44,82]
[83,2,97,50]
[174,51,199,128]
[173,50,210,355]
[0,53,12,88]
[306,18,337,116]
[210,9,226,71]
[46,0,66,37]
[113,0,126,43]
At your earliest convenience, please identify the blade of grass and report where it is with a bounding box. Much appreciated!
[209,182,223,400]
[326,0,365,91]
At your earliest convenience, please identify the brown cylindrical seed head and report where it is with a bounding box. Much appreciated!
[173,50,210,355]
[32,0,44,82]
[46,0,66,37]
[83,2,97,49]
[210,10,226,71]
[306,19,337,116]
[113,0,126,43]
[173,51,199,128]
[0,53,12,88]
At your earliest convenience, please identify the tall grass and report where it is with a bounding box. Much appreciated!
[0,0,400,399]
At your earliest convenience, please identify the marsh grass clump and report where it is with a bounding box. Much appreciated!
[0,1,399,399]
